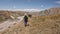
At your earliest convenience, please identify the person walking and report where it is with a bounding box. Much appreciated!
[24,13,28,27]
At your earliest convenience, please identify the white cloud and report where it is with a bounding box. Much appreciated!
[0,8,45,12]
[55,1,60,4]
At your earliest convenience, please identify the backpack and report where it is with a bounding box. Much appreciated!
[24,16,28,22]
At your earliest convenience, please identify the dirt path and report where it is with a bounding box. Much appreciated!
[0,16,23,32]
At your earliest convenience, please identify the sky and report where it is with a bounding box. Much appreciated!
[0,0,60,10]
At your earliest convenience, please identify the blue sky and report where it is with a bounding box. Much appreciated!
[0,0,60,10]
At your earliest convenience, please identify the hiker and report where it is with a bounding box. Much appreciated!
[28,14,32,18]
[24,13,28,27]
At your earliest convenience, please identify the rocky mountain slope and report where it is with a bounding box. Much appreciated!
[0,10,25,22]
[39,8,60,16]
[0,14,60,34]
[0,8,60,34]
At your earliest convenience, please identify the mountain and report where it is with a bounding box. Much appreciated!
[39,8,60,16]
[1,10,60,34]
[0,8,60,22]
[23,8,60,16]
[0,9,41,12]
[0,10,25,22]
[0,8,60,34]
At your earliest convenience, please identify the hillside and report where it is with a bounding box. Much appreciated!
[39,8,60,16]
[0,11,10,22]
[0,14,60,34]
[0,8,60,34]
[0,10,25,22]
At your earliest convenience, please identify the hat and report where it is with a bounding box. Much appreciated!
[24,13,27,15]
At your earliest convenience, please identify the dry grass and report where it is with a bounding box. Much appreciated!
[0,14,60,34]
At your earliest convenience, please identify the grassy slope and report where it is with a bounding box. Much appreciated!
[0,14,60,34]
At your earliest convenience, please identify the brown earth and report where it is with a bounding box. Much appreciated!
[0,11,25,22]
[0,14,60,34]
[0,8,60,34]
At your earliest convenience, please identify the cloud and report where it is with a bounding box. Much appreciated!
[55,1,60,4]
